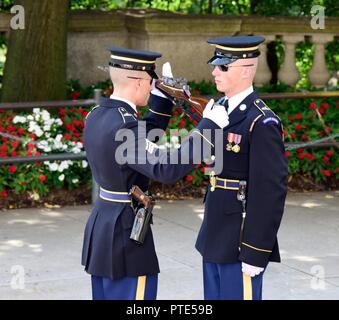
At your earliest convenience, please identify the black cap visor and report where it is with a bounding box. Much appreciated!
[207,55,238,66]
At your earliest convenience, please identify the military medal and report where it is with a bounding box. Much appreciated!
[232,134,242,153]
[226,132,235,151]
[232,144,240,153]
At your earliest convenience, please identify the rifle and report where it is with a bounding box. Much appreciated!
[129,185,155,245]
[155,77,209,122]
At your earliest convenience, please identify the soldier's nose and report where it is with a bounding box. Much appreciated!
[212,66,219,76]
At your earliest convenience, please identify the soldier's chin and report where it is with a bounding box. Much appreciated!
[215,83,225,93]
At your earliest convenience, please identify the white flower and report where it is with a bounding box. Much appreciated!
[28,121,37,130]
[53,142,63,150]
[72,147,81,154]
[76,142,83,149]
[43,125,51,131]
[55,134,63,142]
[33,108,41,114]
[41,111,51,121]
[42,145,51,152]
[35,129,44,137]
[49,163,58,172]
[13,116,27,124]
[82,160,88,168]
[72,178,79,184]
[58,161,69,172]
[58,174,65,182]
[27,115,33,121]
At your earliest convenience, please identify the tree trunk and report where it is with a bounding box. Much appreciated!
[1,0,68,102]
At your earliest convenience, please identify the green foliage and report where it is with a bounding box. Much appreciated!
[295,39,315,89]
[326,40,339,73]
[0,0,13,11]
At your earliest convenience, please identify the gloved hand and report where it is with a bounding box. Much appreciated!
[151,62,173,99]
[242,262,264,277]
[202,99,229,129]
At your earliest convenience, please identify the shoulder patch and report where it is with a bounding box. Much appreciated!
[118,107,137,123]
[262,116,280,125]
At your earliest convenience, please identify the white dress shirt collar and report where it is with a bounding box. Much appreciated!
[225,86,254,115]
[110,94,137,113]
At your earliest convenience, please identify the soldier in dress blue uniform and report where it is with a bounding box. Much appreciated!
[81,47,229,300]
[81,47,174,300]
[194,35,288,300]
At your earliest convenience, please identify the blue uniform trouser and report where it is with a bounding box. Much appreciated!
[203,262,264,300]
[91,274,158,300]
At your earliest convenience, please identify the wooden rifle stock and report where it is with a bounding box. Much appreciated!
[155,78,209,121]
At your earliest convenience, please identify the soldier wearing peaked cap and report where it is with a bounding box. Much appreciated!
[81,47,229,300]
[195,35,288,300]
[81,47,173,300]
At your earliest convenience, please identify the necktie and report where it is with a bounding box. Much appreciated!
[223,99,229,114]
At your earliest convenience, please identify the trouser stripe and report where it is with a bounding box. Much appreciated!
[243,273,253,300]
[135,275,146,300]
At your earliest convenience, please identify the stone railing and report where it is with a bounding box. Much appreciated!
[1,9,338,87]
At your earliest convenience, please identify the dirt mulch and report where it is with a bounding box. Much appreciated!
[287,174,338,192]
[0,176,337,211]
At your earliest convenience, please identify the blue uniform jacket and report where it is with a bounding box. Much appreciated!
[196,91,288,268]
[81,94,175,280]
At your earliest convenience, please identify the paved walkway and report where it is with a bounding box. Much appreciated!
[0,191,338,300]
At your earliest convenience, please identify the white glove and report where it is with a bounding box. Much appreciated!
[151,62,173,98]
[162,62,173,78]
[242,262,264,277]
[202,99,229,129]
